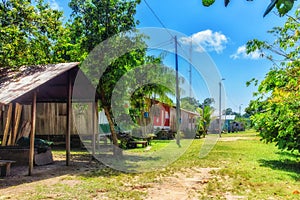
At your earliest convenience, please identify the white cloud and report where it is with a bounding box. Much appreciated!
[48,0,61,10]
[180,30,228,54]
[230,45,262,60]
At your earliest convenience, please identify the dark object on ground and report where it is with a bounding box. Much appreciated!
[16,137,53,153]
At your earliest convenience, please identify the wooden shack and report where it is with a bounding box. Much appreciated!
[0,62,99,175]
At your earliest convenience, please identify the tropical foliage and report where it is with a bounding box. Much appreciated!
[196,98,215,137]
[246,9,300,152]
[1,0,168,155]
[0,0,67,70]
[180,97,200,112]
[202,0,296,17]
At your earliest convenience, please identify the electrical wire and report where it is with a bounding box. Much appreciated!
[143,0,191,59]
[143,0,175,39]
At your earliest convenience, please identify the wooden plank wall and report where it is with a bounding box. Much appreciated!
[0,103,94,136]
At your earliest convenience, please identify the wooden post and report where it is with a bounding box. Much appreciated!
[7,103,15,145]
[12,103,22,145]
[66,71,72,166]
[2,103,12,146]
[29,91,37,176]
[92,101,96,158]
[95,99,99,151]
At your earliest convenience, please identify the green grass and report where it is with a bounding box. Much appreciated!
[6,130,300,199]
[172,131,300,199]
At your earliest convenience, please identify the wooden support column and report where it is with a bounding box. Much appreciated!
[95,99,99,151]
[66,71,72,166]
[29,91,37,176]
[2,103,12,146]
[92,101,96,157]
[12,103,22,145]
[7,103,15,145]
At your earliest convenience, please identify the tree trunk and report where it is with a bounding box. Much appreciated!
[103,106,123,157]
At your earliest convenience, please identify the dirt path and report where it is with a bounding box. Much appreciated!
[0,153,102,198]
[0,143,248,199]
[1,162,220,199]
[144,167,220,200]
[0,162,247,200]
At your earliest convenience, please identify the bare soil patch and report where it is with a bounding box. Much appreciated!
[143,167,220,200]
[219,136,256,142]
[1,151,242,199]
[1,157,221,200]
[0,151,102,198]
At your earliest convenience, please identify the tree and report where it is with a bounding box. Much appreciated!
[0,0,68,70]
[196,98,215,138]
[112,61,175,135]
[247,9,300,152]
[68,0,141,55]
[202,0,296,17]
[180,97,200,112]
[196,105,214,138]
[202,97,215,107]
[68,0,177,155]
[224,108,233,115]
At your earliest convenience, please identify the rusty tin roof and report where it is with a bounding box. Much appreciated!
[0,62,80,105]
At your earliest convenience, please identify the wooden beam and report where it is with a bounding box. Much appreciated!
[7,103,15,146]
[66,71,72,166]
[95,99,99,152]
[12,103,22,145]
[28,91,37,176]
[2,103,12,146]
[92,101,96,157]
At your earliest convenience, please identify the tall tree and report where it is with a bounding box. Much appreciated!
[68,0,151,155]
[118,62,175,134]
[0,0,67,70]
[224,108,233,115]
[202,97,215,107]
[246,9,300,152]
[68,0,141,55]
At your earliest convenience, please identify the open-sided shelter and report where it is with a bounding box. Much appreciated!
[0,62,99,175]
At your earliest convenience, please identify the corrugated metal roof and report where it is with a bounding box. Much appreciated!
[0,62,79,105]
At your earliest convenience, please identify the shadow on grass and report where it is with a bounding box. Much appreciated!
[0,149,104,190]
[80,156,161,178]
[85,153,162,175]
[275,151,300,159]
[0,146,172,189]
[258,159,300,180]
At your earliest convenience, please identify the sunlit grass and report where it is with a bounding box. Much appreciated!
[126,139,171,153]
[8,130,300,199]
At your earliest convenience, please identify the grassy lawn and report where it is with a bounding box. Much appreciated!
[2,130,300,199]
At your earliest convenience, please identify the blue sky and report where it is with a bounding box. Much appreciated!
[51,0,293,113]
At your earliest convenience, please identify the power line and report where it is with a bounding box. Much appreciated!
[143,0,191,59]
[149,39,173,50]
[143,0,174,39]
[143,0,198,104]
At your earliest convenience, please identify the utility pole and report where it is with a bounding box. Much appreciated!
[219,78,225,137]
[175,36,181,147]
[189,40,192,132]
[189,40,192,100]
